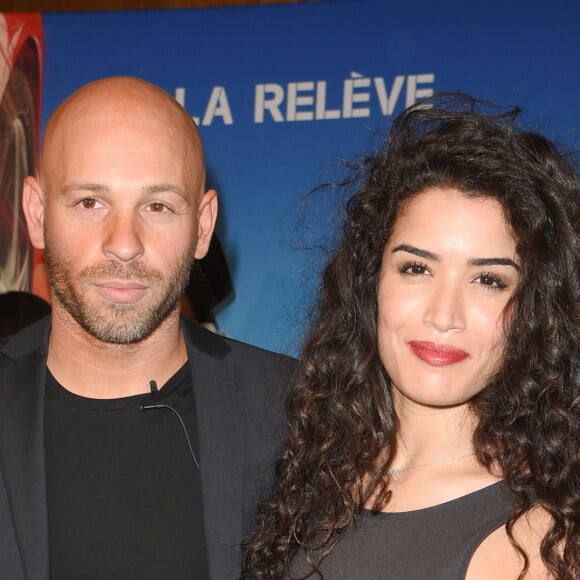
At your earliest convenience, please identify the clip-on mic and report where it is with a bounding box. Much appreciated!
[141,380,200,469]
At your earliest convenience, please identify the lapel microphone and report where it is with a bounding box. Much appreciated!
[141,380,200,469]
[149,380,158,400]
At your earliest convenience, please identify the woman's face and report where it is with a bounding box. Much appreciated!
[376,187,520,410]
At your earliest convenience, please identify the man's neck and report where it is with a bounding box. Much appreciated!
[46,310,187,399]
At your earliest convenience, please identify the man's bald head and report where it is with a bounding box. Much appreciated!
[23,76,218,344]
[39,76,207,197]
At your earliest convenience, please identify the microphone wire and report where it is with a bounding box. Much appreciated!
[140,380,200,469]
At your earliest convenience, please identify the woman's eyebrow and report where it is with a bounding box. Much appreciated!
[392,244,520,271]
[468,257,520,271]
[391,244,439,261]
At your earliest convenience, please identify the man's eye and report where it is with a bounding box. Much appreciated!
[78,198,99,209]
[148,202,169,213]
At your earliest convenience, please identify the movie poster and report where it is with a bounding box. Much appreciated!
[0,13,44,298]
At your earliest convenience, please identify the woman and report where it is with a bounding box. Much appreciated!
[243,95,579,578]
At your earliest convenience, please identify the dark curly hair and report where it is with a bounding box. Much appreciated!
[243,95,580,579]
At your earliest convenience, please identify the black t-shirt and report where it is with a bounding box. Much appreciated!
[44,363,209,580]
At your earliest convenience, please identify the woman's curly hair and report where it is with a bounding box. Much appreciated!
[243,94,580,579]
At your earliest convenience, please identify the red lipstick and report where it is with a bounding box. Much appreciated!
[408,341,469,366]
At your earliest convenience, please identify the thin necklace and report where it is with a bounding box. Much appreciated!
[386,452,475,477]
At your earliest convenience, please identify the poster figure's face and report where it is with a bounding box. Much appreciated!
[0,16,40,293]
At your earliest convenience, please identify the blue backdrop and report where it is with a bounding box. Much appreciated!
[41,0,580,355]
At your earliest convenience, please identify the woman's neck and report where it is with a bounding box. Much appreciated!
[392,397,476,466]
[365,395,501,513]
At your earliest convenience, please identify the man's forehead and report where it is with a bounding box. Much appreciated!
[40,89,205,189]
[43,78,203,157]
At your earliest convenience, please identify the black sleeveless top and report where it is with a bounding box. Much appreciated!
[288,481,514,579]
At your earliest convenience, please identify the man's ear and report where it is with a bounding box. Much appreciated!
[194,189,218,259]
[22,176,46,250]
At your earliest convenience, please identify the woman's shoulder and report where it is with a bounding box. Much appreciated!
[466,503,553,579]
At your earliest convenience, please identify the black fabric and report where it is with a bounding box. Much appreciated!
[44,363,209,580]
[289,481,514,580]
[0,316,294,580]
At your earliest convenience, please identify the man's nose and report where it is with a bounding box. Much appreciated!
[102,211,144,262]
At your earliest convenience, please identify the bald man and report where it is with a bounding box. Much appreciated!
[0,77,293,580]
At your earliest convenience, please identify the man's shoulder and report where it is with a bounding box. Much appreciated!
[181,317,295,369]
[0,316,50,366]
[181,318,295,420]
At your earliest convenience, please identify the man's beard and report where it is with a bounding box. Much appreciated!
[44,241,195,345]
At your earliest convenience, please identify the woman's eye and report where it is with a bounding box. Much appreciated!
[399,261,429,275]
[475,273,508,290]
